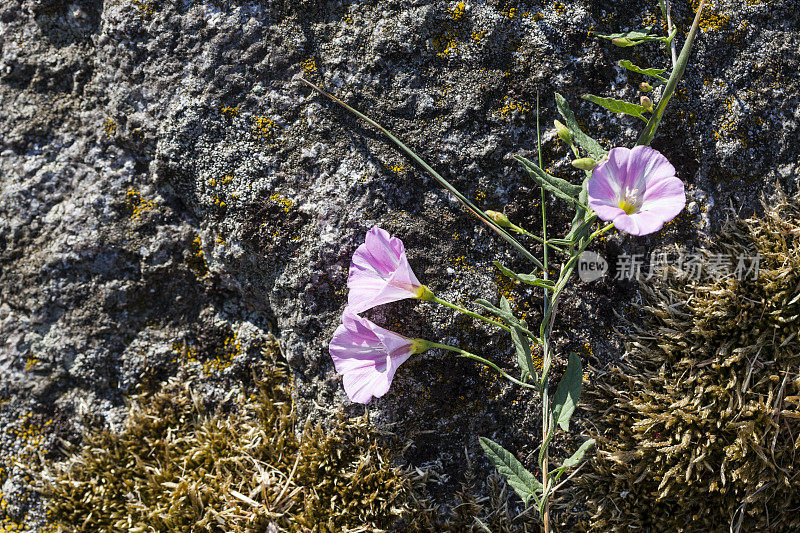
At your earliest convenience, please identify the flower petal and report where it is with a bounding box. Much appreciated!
[363,226,401,273]
[641,176,686,221]
[341,364,392,403]
[623,145,677,192]
[589,202,626,222]
[612,210,667,236]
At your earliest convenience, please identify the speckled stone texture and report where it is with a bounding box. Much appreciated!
[0,0,798,527]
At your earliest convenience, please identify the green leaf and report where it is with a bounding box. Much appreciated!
[552,439,595,483]
[510,324,535,382]
[475,297,519,327]
[596,26,655,41]
[566,216,595,244]
[551,352,583,432]
[479,437,542,506]
[494,262,555,289]
[582,95,648,122]
[568,176,591,243]
[618,60,668,82]
[514,155,584,208]
[554,93,607,160]
[597,26,675,46]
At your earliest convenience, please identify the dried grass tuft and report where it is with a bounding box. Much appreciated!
[558,196,800,532]
[43,340,421,532]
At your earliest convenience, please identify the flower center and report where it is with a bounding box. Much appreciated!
[618,189,643,215]
[618,198,637,215]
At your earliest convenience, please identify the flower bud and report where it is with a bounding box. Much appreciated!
[612,37,633,47]
[640,95,653,112]
[639,81,653,92]
[485,210,512,228]
[554,120,572,145]
[571,157,598,171]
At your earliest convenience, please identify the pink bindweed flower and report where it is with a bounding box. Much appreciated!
[347,226,432,313]
[587,146,685,236]
[329,308,427,403]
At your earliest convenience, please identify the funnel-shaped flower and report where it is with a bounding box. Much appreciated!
[329,308,424,403]
[348,226,429,313]
[588,146,685,236]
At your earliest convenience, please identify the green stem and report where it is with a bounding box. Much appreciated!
[426,342,536,389]
[637,0,707,146]
[515,228,569,255]
[431,296,511,333]
[300,78,543,269]
[660,0,678,66]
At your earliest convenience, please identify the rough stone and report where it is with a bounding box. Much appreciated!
[0,0,798,528]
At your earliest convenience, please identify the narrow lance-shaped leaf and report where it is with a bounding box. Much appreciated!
[514,155,585,208]
[494,261,555,289]
[554,93,607,160]
[510,322,537,383]
[551,352,583,431]
[499,298,535,360]
[596,26,655,40]
[475,297,519,327]
[597,26,677,46]
[582,95,648,122]
[568,176,591,243]
[637,0,707,146]
[552,438,596,483]
[475,297,537,341]
[618,60,668,82]
[479,437,542,506]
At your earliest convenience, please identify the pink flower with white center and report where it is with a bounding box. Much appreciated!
[329,308,427,403]
[347,226,431,314]
[587,146,686,236]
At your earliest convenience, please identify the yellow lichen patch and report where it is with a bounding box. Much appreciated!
[186,236,209,278]
[200,333,242,376]
[269,193,294,213]
[471,30,486,42]
[124,189,155,220]
[253,115,277,139]
[451,1,466,20]
[500,4,518,18]
[553,1,567,16]
[131,0,155,16]
[691,0,730,31]
[1,411,53,530]
[103,118,117,138]
[173,334,240,376]
[220,106,239,118]
[302,58,317,75]
[383,161,406,173]
[496,96,531,120]
[432,31,458,58]
[24,357,39,371]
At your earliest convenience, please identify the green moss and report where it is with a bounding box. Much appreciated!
[560,196,800,532]
[44,340,421,532]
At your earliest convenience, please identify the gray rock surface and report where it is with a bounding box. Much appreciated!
[0,0,798,528]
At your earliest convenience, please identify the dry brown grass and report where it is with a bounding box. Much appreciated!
[558,196,800,531]
[43,340,420,532]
